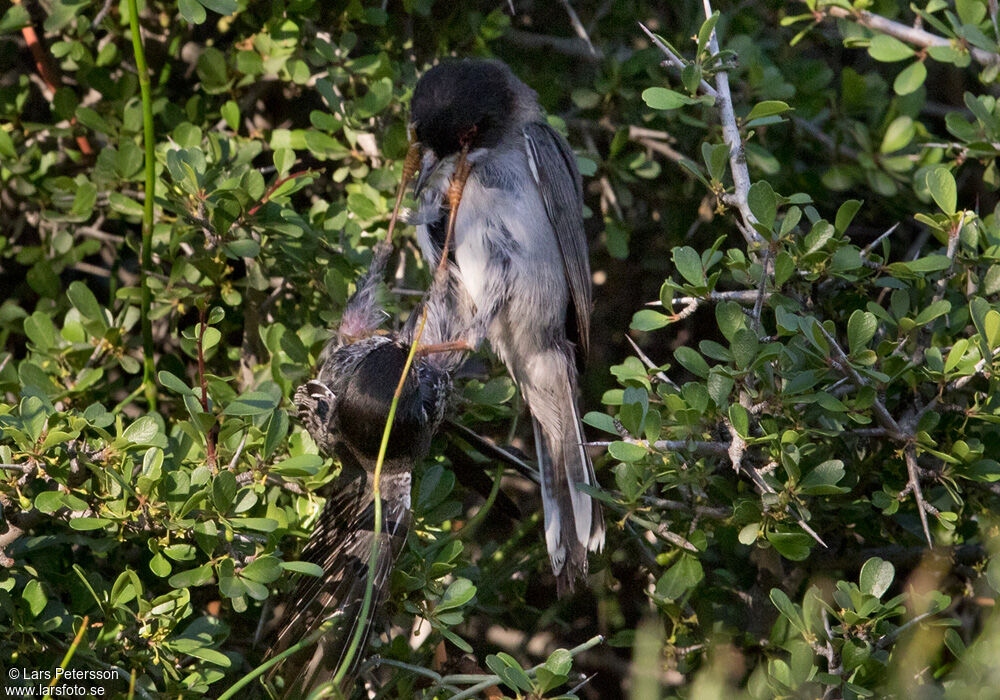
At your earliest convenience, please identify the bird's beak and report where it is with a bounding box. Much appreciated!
[413,150,442,197]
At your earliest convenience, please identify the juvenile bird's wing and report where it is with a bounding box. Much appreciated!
[522,121,591,358]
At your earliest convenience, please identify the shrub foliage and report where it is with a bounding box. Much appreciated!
[3,0,1000,698]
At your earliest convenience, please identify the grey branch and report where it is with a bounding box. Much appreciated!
[825,6,1000,67]
[646,289,765,307]
[558,0,599,57]
[504,29,603,61]
[587,438,730,456]
[701,0,763,245]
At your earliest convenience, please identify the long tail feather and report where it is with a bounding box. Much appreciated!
[522,349,604,594]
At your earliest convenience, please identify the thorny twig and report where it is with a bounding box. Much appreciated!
[625,334,679,389]
[815,323,934,545]
[646,289,766,307]
[700,0,763,245]
[558,0,598,57]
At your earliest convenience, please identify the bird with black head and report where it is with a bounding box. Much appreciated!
[410,58,604,594]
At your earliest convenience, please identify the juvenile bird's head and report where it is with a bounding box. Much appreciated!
[411,59,516,159]
[335,340,425,463]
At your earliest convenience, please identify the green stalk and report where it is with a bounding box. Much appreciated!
[126,0,157,410]
[49,616,89,688]
[216,620,337,700]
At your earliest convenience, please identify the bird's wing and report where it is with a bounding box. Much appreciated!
[522,121,592,358]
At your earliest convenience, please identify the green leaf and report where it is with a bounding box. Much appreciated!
[914,300,951,326]
[880,116,915,153]
[0,5,31,34]
[731,328,758,370]
[769,588,806,633]
[199,0,238,14]
[926,166,957,216]
[23,312,57,350]
[834,199,863,233]
[859,557,894,598]
[178,0,207,23]
[766,531,812,561]
[608,441,647,463]
[697,12,719,53]
[197,47,230,92]
[280,561,324,577]
[545,648,573,676]
[631,309,671,332]
[799,460,846,495]
[642,87,689,110]
[655,554,703,600]
[869,34,915,62]
[728,403,749,438]
[122,416,161,445]
[168,564,213,588]
[271,453,323,477]
[745,100,791,122]
[67,281,104,323]
[158,370,195,396]
[893,60,927,95]
[674,346,710,378]
[747,180,777,231]
[702,142,730,182]
[847,310,877,354]
[70,517,113,531]
[672,246,705,287]
[273,148,294,176]
[212,471,238,512]
[438,577,476,611]
[223,391,279,416]
[241,555,282,584]
[716,302,745,342]
[22,579,46,617]
[220,100,240,131]
[905,255,952,273]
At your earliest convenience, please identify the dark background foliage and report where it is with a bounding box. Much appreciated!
[3,0,1000,698]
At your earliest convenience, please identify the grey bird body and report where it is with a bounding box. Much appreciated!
[411,59,604,592]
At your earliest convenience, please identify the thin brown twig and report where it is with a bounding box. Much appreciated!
[246,169,316,217]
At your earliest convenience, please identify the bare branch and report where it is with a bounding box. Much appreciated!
[503,29,603,61]
[701,0,763,245]
[625,334,679,389]
[646,289,764,307]
[903,445,933,546]
[815,323,908,440]
[558,0,598,57]
[861,222,901,257]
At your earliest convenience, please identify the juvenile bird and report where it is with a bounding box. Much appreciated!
[266,236,460,696]
[410,58,604,593]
